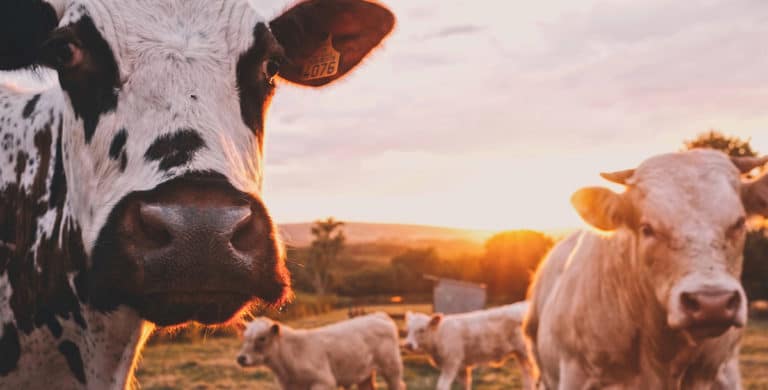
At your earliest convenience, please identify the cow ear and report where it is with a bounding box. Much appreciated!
[270,323,280,336]
[742,172,768,216]
[269,0,395,87]
[0,0,63,70]
[428,313,442,328]
[571,187,629,231]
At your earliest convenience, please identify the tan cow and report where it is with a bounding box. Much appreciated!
[237,312,405,390]
[524,149,768,389]
[403,302,534,390]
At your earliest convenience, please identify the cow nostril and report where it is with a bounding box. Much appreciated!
[726,292,740,312]
[681,292,700,313]
[230,208,263,252]
[136,203,172,248]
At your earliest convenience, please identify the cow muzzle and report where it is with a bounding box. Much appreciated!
[89,173,290,326]
[667,275,746,339]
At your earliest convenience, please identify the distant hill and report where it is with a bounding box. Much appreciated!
[277,222,495,248]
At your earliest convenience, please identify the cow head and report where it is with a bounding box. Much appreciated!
[0,0,394,326]
[571,149,768,340]
[236,317,280,367]
[403,311,442,352]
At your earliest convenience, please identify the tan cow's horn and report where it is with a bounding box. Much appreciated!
[730,156,768,174]
[600,169,635,185]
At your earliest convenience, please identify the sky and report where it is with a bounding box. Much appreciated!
[5,0,768,231]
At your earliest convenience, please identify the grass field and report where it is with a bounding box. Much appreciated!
[136,305,768,389]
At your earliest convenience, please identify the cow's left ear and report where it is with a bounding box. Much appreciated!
[0,0,64,70]
[571,187,630,231]
[269,0,395,87]
[741,171,768,216]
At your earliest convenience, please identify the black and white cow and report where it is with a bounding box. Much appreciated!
[0,0,394,388]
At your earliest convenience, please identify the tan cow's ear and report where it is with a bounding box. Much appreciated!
[270,323,280,336]
[571,187,628,231]
[429,314,442,328]
[742,173,768,216]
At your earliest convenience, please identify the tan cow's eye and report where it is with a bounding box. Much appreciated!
[728,216,746,237]
[640,223,655,238]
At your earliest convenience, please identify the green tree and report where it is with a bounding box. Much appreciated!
[481,230,554,301]
[683,130,756,157]
[390,247,441,294]
[307,217,345,295]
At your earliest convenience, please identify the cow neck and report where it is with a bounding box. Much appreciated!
[559,229,722,384]
[73,307,149,388]
[266,325,305,382]
[0,90,88,335]
[0,86,149,387]
[551,230,657,379]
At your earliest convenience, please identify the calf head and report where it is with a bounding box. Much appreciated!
[236,317,281,367]
[571,149,768,340]
[403,311,442,352]
[1,0,394,326]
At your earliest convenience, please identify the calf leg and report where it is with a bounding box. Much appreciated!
[358,372,376,390]
[457,366,472,390]
[514,352,536,390]
[310,377,338,390]
[436,363,461,390]
[382,367,406,390]
[309,384,336,390]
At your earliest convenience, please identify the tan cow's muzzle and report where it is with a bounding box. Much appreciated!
[667,274,747,339]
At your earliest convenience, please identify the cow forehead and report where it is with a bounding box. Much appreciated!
[244,319,272,339]
[61,0,265,79]
[406,313,430,329]
[630,150,743,226]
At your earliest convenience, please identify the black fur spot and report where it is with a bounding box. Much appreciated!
[109,128,127,160]
[236,23,276,144]
[57,340,86,384]
[0,0,58,70]
[49,115,66,209]
[119,152,128,172]
[0,324,21,375]
[144,129,205,171]
[22,94,40,118]
[52,16,120,143]
[34,309,62,338]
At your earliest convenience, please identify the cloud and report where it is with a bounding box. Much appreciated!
[420,24,486,40]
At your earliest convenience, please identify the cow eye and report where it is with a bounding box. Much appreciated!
[728,216,746,236]
[263,58,281,82]
[41,38,82,69]
[640,223,655,238]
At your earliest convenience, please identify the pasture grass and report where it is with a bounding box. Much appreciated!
[137,306,768,389]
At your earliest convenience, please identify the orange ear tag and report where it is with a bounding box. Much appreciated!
[301,35,341,81]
